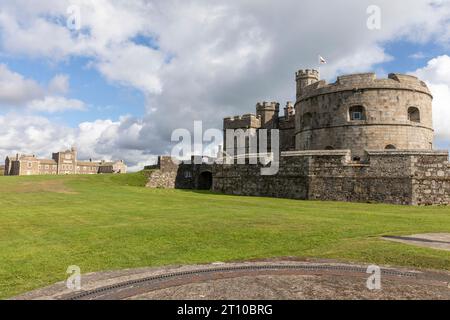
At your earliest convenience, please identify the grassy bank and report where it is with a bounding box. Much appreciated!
[0,173,449,298]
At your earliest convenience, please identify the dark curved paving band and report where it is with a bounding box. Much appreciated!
[61,263,450,300]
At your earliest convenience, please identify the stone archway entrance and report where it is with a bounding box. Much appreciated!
[197,171,213,190]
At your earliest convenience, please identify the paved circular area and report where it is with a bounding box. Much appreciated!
[13,260,450,300]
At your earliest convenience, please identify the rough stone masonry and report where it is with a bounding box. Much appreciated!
[149,68,450,205]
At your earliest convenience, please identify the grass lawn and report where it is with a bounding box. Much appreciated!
[0,172,450,299]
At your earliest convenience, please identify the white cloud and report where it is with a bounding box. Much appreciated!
[413,55,450,145]
[1,0,450,166]
[0,64,86,113]
[409,52,427,59]
[96,44,165,94]
[0,113,74,156]
[27,96,86,113]
[0,113,152,171]
[0,64,43,105]
[48,74,70,95]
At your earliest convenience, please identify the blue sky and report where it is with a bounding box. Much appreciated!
[0,55,146,126]
[0,40,445,127]
[0,0,449,170]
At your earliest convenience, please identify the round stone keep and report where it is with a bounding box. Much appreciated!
[295,72,434,158]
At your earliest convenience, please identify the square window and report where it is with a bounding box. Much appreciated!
[353,112,362,120]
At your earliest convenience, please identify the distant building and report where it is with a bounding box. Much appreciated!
[4,147,127,176]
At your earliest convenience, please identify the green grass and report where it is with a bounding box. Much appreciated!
[0,173,450,298]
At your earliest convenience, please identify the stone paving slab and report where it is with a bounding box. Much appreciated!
[11,259,450,300]
[383,233,450,251]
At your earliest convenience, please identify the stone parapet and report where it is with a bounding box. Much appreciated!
[299,73,432,101]
[213,150,450,206]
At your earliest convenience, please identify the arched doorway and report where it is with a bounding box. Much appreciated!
[197,171,213,190]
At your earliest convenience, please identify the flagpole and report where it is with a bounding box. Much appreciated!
[318,55,321,76]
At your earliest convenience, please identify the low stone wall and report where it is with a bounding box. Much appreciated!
[410,152,450,205]
[212,150,450,205]
[146,163,194,189]
[146,156,213,190]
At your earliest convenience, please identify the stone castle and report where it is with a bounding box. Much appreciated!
[148,68,450,206]
[4,147,127,176]
[223,70,433,157]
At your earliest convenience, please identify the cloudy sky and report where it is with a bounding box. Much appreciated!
[0,0,449,170]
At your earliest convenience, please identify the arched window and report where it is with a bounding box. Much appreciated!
[385,145,396,150]
[302,113,312,129]
[349,106,366,121]
[408,107,420,123]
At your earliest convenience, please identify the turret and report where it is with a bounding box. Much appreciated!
[296,69,319,99]
[256,102,280,129]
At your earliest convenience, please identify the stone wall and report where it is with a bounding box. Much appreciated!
[146,156,193,189]
[213,150,450,205]
[410,152,450,205]
[146,156,213,190]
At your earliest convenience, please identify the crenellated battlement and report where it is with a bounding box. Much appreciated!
[296,69,320,80]
[224,113,261,130]
[224,114,261,122]
[256,101,280,111]
[300,72,432,100]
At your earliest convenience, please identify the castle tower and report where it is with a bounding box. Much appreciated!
[294,72,434,159]
[296,69,319,99]
[256,102,280,129]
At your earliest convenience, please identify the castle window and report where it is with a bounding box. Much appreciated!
[349,106,366,121]
[302,113,313,129]
[385,145,396,150]
[184,171,192,179]
[408,107,420,123]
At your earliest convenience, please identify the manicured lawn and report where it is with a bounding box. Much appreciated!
[0,172,450,299]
